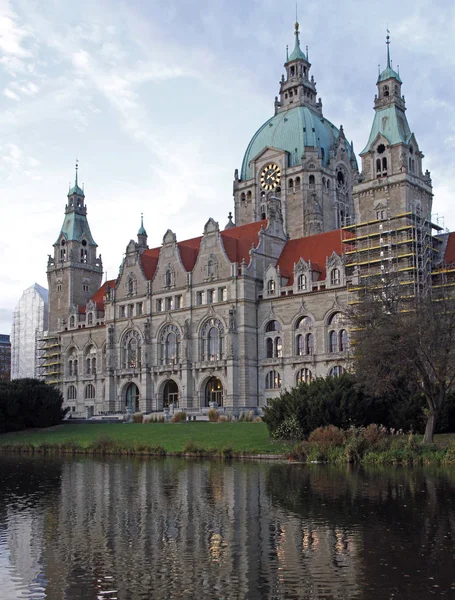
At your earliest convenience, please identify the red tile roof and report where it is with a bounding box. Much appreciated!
[177,237,202,272]
[220,220,266,264]
[277,229,345,284]
[91,279,116,310]
[141,247,160,280]
[444,232,455,265]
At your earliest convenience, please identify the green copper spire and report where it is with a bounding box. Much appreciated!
[377,30,402,83]
[138,213,147,236]
[288,20,307,62]
[68,160,85,196]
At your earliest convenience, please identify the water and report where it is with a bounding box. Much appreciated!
[0,456,454,599]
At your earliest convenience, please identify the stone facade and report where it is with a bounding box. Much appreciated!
[44,28,455,417]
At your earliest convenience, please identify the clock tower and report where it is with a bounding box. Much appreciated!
[234,21,359,239]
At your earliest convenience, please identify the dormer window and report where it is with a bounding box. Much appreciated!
[297,273,307,291]
[330,268,341,286]
[267,280,276,295]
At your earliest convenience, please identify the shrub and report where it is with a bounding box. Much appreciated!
[208,409,220,422]
[272,415,304,440]
[132,412,143,423]
[309,425,345,451]
[0,378,67,433]
[442,441,455,465]
[363,424,389,450]
[170,411,187,423]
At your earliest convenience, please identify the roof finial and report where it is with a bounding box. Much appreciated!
[286,44,289,61]
[141,212,144,228]
[75,158,79,186]
[386,28,391,69]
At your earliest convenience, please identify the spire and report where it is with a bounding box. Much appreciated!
[386,29,391,68]
[68,159,85,197]
[138,213,147,236]
[288,19,307,61]
[377,30,402,83]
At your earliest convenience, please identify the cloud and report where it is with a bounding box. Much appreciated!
[4,87,19,100]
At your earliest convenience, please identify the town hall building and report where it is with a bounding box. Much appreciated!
[40,24,455,417]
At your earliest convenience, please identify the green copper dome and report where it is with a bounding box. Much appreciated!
[240,106,352,180]
[377,66,402,84]
[68,183,85,196]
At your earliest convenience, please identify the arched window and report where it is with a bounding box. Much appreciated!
[266,337,274,358]
[160,324,181,365]
[87,313,93,326]
[69,315,75,328]
[330,268,341,286]
[297,273,307,291]
[382,157,387,171]
[60,240,66,262]
[376,158,381,173]
[265,370,281,389]
[329,331,338,353]
[328,312,345,353]
[288,178,294,190]
[247,190,252,200]
[67,348,78,377]
[306,332,314,355]
[122,330,142,369]
[201,318,224,361]
[329,366,345,377]
[80,249,87,263]
[339,329,348,352]
[309,174,315,188]
[266,320,281,332]
[67,385,77,400]
[296,334,304,355]
[260,204,266,220]
[85,345,97,375]
[85,384,95,399]
[241,192,246,203]
[296,368,312,385]
[274,337,282,358]
[295,176,301,189]
[267,280,276,295]
[383,85,389,97]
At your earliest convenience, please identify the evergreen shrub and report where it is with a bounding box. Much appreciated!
[0,379,67,434]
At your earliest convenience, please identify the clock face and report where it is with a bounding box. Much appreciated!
[260,163,281,190]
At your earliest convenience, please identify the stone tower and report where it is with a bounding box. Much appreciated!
[353,34,433,222]
[47,164,103,332]
[234,21,359,239]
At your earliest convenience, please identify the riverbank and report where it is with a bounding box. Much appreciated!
[1,423,454,464]
[0,422,292,458]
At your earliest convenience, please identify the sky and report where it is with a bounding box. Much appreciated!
[1,0,454,333]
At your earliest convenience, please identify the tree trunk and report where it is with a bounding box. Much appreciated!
[423,410,437,444]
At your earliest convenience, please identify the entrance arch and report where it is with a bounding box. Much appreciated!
[163,380,179,408]
[205,377,223,407]
[125,383,140,412]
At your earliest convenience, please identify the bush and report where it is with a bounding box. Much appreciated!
[208,409,220,422]
[272,415,304,440]
[170,411,187,423]
[309,425,345,450]
[0,379,67,433]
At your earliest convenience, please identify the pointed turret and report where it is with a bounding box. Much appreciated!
[276,21,321,115]
[137,213,148,248]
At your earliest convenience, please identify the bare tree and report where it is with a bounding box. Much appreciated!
[349,285,455,444]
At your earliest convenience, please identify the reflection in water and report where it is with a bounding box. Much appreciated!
[0,457,454,599]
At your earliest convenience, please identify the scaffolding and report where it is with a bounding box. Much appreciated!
[342,202,442,307]
[36,332,62,386]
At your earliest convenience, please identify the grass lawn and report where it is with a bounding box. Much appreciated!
[0,422,292,456]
